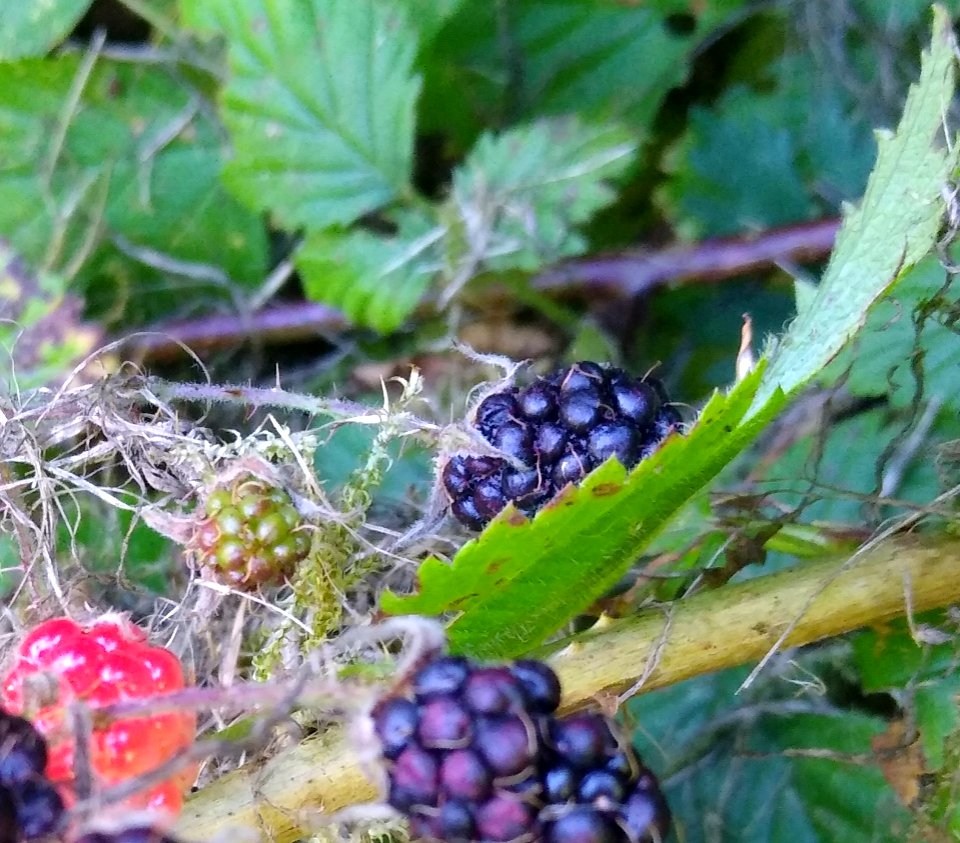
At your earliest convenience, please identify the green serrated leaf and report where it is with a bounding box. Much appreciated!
[446,118,637,273]
[383,365,787,658]
[0,1,92,60]
[296,210,441,333]
[403,0,463,43]
[631,665,909,843]
[203,0,420,229]
[753,7,958,410]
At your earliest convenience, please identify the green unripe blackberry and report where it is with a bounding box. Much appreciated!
[191,475,309,590]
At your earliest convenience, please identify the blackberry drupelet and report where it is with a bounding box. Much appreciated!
[0,708,65,842]
[443,362,682,530]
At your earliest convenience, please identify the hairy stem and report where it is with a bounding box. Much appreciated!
[176,534,958,842]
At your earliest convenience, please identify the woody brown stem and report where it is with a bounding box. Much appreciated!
[122,219,839,363]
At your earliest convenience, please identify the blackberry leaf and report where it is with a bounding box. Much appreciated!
[447,119,636,272]
[752,7,959,411]
[631,667,908,843]
[383,365,786,658]
[296,209,441,333]
[206,0,420,230]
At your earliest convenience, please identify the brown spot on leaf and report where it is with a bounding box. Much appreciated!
[592,482,623,497]
[485,558,507,575]
[506,510,527,526]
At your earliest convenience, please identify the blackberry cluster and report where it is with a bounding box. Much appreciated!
[74,828,184,843]
[0,709,64,843]
[191,474,310,590]
[443,362,682,530]
[373,655,670,843]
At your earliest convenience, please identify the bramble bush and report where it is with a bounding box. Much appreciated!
[3,2,960,841]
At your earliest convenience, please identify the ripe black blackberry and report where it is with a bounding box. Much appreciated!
[372,656,562,843]
[0,709,65,842]
[372,654,672,843]
[73,828,185,843]
[540,713,670,843]
[443,362,682,530]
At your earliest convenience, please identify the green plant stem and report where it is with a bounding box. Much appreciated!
[175,535,960,842]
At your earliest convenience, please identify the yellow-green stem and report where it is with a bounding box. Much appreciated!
[176,536,960,842]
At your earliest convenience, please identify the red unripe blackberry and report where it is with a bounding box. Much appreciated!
[1,615,194,816]
[190,474,310,590]
[443,362,682,530]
